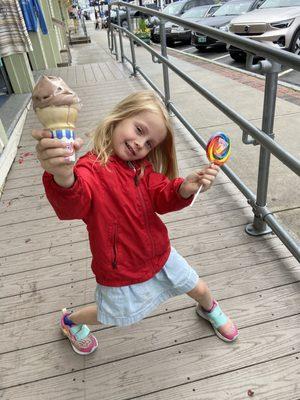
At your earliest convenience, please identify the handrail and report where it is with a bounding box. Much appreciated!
[108,2,300,261]
[115,1,300,71]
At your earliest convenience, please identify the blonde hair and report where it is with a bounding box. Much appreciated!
[91,91,179,179]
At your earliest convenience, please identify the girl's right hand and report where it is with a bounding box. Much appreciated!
[32,129,83,188]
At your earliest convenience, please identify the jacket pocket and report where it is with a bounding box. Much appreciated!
[111,223,118,269]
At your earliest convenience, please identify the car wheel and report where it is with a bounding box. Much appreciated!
[229,50,246,62]
[196,46,207,52]
[166,39,174,47]
[151,35,160,43]
[290,29,300,56]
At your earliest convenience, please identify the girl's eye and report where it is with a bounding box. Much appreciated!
[146,141,152,149]
[136,126,142,135]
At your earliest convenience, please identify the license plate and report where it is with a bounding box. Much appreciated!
[197,36,206,43]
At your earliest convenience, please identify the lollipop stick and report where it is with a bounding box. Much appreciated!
[190,184,203,207]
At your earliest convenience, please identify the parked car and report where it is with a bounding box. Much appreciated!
[134,2,159,18]
[151,0,222,43]
[228,0,300,61]
[103,9,127,28]
[105,3,159,29]
[152,4,221,45]
[191,0,265,51]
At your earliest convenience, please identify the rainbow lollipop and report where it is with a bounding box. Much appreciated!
[206,132,231,166]
[190,132,231,207]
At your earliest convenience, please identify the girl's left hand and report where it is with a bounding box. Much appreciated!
[179,164,220,199]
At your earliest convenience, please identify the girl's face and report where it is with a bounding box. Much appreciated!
[111,110,167,161]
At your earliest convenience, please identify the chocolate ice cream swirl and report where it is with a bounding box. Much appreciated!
[32,75,81,110]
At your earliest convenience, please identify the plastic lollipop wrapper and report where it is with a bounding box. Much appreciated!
[32,75,82,162]
[190,132,231,207]
[206,132,231,166]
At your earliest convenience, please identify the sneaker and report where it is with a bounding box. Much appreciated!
[60,308,98,355]
[196,300,238,342]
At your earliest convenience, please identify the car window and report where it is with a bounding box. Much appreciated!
[182,6,210,17]
[213,0,252,16]
[195,0,215,5]
[163,2,184,15]
[184,1,197,12]
[259,0,300,7]
[208,5,220,15]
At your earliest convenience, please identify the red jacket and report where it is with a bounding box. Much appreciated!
[43,153,193,286]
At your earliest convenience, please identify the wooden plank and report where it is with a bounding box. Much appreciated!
[0,224,87,258]
[0,207,251,258]
[1,234,287,299]
[1,276,299,356]
[0,206,55,226]
[106,61,124,79]
[0,194,50,214]
[0,239,89,276]
[75,65,86,85]
[0,224,274,276]
[0,215,80,240]
[134,354,300,400]
[56,66,68,82]
[66,66,77,87]
[1,314,299,397]
[83,64,96,83]
[185,238,291,277]
[1,183,45,200]
[1,258,93,299]
[91,63,106,82]
[0,256,297,324]
[5,167,43,180]
[98,62,114,81]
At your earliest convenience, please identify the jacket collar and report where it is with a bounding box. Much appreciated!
[108,154,151,170]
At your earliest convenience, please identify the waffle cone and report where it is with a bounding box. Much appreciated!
[35,105,79,130]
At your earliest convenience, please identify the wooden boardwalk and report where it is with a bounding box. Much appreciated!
[1,56,300,400]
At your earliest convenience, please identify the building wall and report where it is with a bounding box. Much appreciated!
[0,0,70,165]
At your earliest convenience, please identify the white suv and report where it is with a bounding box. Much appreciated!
[228,0,300,61]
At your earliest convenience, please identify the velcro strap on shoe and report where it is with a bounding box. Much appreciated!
[70,324,90,341]
[206,304,228,329]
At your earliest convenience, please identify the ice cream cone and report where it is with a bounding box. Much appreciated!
[35,105,79,131]
[32,76,81,163]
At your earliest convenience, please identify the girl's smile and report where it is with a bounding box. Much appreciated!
[112,111,167,161]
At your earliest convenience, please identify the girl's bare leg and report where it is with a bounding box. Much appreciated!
[69,305,99,325]
[187,279,214,310]
[187,279,236,337]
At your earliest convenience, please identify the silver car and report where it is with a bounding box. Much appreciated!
[152,4,221,45]
[228,0,300,61]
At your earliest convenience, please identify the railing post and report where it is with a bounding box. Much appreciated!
[246,58,281,236]
[107,5,112,52]
[159,20,171,111]
[126,8,137,75]
[117,7,124,62]
[112,28,118,60]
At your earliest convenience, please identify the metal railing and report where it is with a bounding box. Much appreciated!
[107,2,300,262]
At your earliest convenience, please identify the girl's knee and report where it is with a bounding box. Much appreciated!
[187,279,209,299]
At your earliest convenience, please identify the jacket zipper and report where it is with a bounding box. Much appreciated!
[127,161,156,261]
[112,223,118,269]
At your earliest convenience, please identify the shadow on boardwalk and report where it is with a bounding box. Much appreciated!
[0,26,299,400]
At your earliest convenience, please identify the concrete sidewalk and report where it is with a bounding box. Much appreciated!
[71,22,299,241]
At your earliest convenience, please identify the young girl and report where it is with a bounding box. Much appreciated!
[32,90,238,355]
